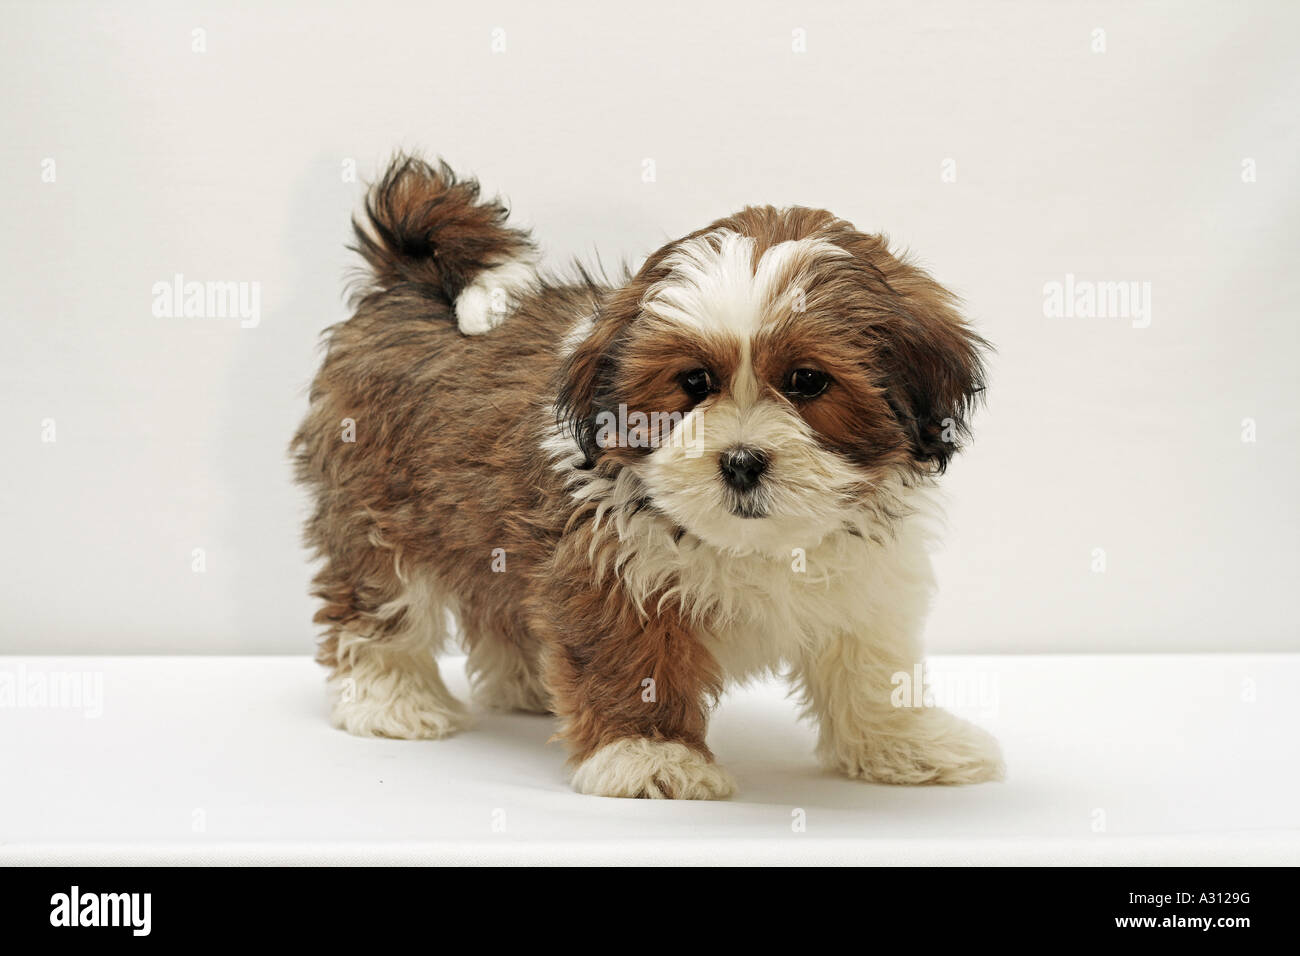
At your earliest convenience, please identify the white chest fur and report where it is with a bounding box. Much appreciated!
[612,500,939,684]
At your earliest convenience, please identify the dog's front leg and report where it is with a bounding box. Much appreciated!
[793,628,1004,785]
[544,601,734,800]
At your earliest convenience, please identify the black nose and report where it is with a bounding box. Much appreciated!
[719,448,769,492]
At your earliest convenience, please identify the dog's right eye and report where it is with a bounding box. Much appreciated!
[679,368,715,400]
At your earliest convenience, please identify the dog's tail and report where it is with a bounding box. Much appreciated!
[350,154,537,326]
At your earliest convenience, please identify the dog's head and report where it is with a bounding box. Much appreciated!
[557,206,987,555]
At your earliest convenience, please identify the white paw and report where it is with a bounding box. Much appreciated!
[454,256,538,335]
[822,710,1005,785]
[571,739,736,799]
[328,672,470,740]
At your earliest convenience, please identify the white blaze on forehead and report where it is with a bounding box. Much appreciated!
[641,229,850,338]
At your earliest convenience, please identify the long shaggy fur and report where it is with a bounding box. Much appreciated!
[292,154,1003,799]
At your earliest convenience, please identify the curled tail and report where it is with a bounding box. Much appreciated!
[351,154,539,334]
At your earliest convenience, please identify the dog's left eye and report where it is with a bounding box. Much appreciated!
[786,368,831,399]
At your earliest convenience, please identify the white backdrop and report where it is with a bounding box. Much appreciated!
[1,0,1296,655]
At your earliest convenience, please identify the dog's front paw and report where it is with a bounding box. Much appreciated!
[822,710,1005,785]
[571,739,736,799]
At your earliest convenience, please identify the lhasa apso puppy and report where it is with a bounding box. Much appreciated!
[292,155,1003,798]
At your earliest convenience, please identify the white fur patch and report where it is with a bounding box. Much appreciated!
[571,738,736,799]
[328,578,470,739]
[641,229,849,339]
[636,395,867,558]
[455,255,539,335]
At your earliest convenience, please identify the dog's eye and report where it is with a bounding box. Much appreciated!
[786,368,831,399]
[679,368,715,400]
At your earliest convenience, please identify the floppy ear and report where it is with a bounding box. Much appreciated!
[876,284,987,472]
[554,308,628,468]
[830,231,988,472]
[554,243,685,468]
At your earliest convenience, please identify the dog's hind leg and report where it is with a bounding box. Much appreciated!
[460,612,551,714]
[316,574,470,739]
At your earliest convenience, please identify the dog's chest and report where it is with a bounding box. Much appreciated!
[620,524,928,683]
[698,547,881,681]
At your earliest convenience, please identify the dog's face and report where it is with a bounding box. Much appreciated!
[558,206,987,556]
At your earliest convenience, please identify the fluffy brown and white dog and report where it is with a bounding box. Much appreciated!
[292,155,1004,799]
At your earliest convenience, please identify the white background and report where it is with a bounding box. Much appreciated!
[1,0,1296,655]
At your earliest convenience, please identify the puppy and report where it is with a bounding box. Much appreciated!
[292,155,1003,798]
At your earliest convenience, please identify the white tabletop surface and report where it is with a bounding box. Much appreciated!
[2,653,1296,865]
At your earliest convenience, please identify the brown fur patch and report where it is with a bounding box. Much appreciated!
[533,548,724,765]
